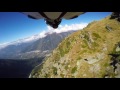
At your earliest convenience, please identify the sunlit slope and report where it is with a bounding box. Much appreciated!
[31,16,120,78]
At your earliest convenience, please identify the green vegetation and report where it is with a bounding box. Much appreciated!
[58,39,72,57]
[84,34,89,41]
[83,40,88,46]
[65,65,68,70]
[60,74,64,78]
[80,50,87,54]
[65,40,71,53]
[53,53,60,62]
[92,42,99,47]
[45,74,50,78]
[66,41,71,48]
[71,67,77,74]
[77,56,82,60]
[92,33,101,38]
[104,62,109,67]
[59,46,65,57]
[52,67,57,75]
[116,51,120,54]
[81,45,87,48]
[117,56,120,61]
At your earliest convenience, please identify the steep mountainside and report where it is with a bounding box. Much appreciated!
[30,16,120,78]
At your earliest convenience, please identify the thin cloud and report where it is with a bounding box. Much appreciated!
[39,23,88,37]
[0,23,88,48]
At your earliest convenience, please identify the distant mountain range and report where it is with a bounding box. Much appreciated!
[0,30,75,59]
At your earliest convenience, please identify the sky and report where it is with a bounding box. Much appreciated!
[0,12,112,44]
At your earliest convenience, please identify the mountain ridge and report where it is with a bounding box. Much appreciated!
[0,30,76,59]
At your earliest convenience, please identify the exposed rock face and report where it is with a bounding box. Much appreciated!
[30,16,120,78]
[110,12,120,22]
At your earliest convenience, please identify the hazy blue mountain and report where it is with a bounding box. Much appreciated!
[0,31,75,59]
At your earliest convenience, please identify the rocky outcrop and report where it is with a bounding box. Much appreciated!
[108,42,120,77]
[110,12,120,22]
[106,25,112,31]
